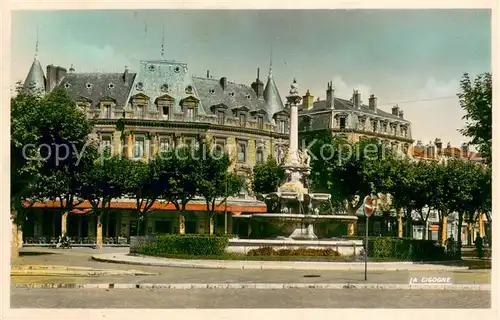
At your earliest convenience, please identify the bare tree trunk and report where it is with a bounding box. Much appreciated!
[96,214,103,249]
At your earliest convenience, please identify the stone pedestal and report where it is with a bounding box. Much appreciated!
[441,215,448,246]
[96,214,103,249]
[289,223,317,240]
[179,215,185,235]
[347,222,355,236]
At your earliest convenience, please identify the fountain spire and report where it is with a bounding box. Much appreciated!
[285,78,302,166]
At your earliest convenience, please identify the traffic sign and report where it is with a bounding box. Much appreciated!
[363,196,376,217]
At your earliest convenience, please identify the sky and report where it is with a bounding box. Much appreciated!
[11,9,491,148]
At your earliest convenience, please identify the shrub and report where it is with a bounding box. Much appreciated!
[247,247,275,256]
[369,237,447,261]
[132,234,231,257]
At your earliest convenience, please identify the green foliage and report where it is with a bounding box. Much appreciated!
[252,156,285,194]
[369,237,447,261]
[307,131,395,214]
[458,72,492,164]
[247,247,341,257]
[132,234,231,256]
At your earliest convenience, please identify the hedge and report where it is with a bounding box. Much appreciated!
[369,237,447,261]
[247,247,341,257]
[132,234,231,257]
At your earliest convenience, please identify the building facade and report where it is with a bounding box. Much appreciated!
[20,55,292,245]
[298,83,414,155]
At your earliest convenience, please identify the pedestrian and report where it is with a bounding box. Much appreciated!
[474,232,484,259]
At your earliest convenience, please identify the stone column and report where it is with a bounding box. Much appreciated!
[61,211,68,235]
[347,222,355,236]
[178,215,185,235]
[285,79,302,165]
[479,212,485,237]
[209,216,215,235]
[96,214,103,249]
[397,210,403,237]
[441,215,448,246]
[127,133,134,158]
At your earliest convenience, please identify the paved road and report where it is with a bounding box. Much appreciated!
[13,247,490,285]
[10,288,491,308]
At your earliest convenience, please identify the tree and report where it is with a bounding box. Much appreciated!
[80,155,134,247]
[34,89,98,237]
[198,145,243,234]
[252,156,285,212]
[162,145,201,212]
[126,156,169,236]
[308,131,395,215]
[10,90,45,258]
[458,72,492,164]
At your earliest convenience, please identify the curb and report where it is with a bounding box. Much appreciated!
[13,283,490,291]
[92,254,469,271]
[11,265,156,277]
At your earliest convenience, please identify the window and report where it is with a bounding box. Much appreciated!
[239,113,247,127]
[162,106,170,120]
[256,147,264,164]
[217,111,225,125]
[382,122,388,133]
[391,125,397,135]
[136,105,145,119]
[372,121,378,133]
[159,137,170,153]
[185,108,194,121]
[184,138,195,149]
[100,136,112,156]
[134,136,145,158]
[237,142,247,163]
[278,120,286,134]
[213,139,226,156]
[339,117,346,130]
[103,104,112,118]
[401,127,408,137]
[358,117,366,130]
[257,116,264,130]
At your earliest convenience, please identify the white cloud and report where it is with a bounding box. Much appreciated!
[331,76,373,103]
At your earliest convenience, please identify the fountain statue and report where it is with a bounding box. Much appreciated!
[233,78,359,241]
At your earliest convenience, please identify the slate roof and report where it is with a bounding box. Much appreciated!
[263,73,285,118]
[23,58,46,94]
[300,97,410,123]
[55,72,137,109]
[192,77,272,123]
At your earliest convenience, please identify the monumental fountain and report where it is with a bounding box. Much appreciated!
[229,79,362,255]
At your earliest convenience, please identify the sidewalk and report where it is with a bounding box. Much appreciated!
[92,252,470,271]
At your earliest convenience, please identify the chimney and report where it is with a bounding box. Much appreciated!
[447,142,451,149]
[326,81,334,109]
[219,77,228,91]
[251,67,264,98]
[55,66,67,85]
[426,143,435,158]
[206,70,210,78]
[69,64,75,73]
[434,138,443,150]
[352,89,361,109]
[46,65,58,92]
[461,142,469,154]
[368,94,377,112]
[398,110,404,119]
[122,66,129,83]
[391,104,399,115]
[302,89,314,110]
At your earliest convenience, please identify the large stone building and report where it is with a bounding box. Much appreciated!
[20,54,291,244]
[298,83,414,155]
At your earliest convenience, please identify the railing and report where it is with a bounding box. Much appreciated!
[23,236,130,246]
[129,235,157,252]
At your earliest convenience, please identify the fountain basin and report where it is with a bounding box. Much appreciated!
[227,238,363,256]
[233,214,358,241]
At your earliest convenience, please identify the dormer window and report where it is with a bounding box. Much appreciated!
[64,83,71,89]
[245,94,251,100]
[86,83,93,89]
[239,113,247,127]
[209,89,216,95]
[185,85,193,94]
[161,84,169,93]
[257,116,264,130]
[401,126,408,138]
[136,104,145,119]
[339,117,346,130]
[108,83,115,89]
[136,82,144,91]
[229,92,235,97]
[278,120,286,134]
[103,104,112,118]
[185,108,194,121]
[217,110,225,125]
[148,65,156,72]
[162,106,170,120]
[372,120,378,133]
[382,122,388,133]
